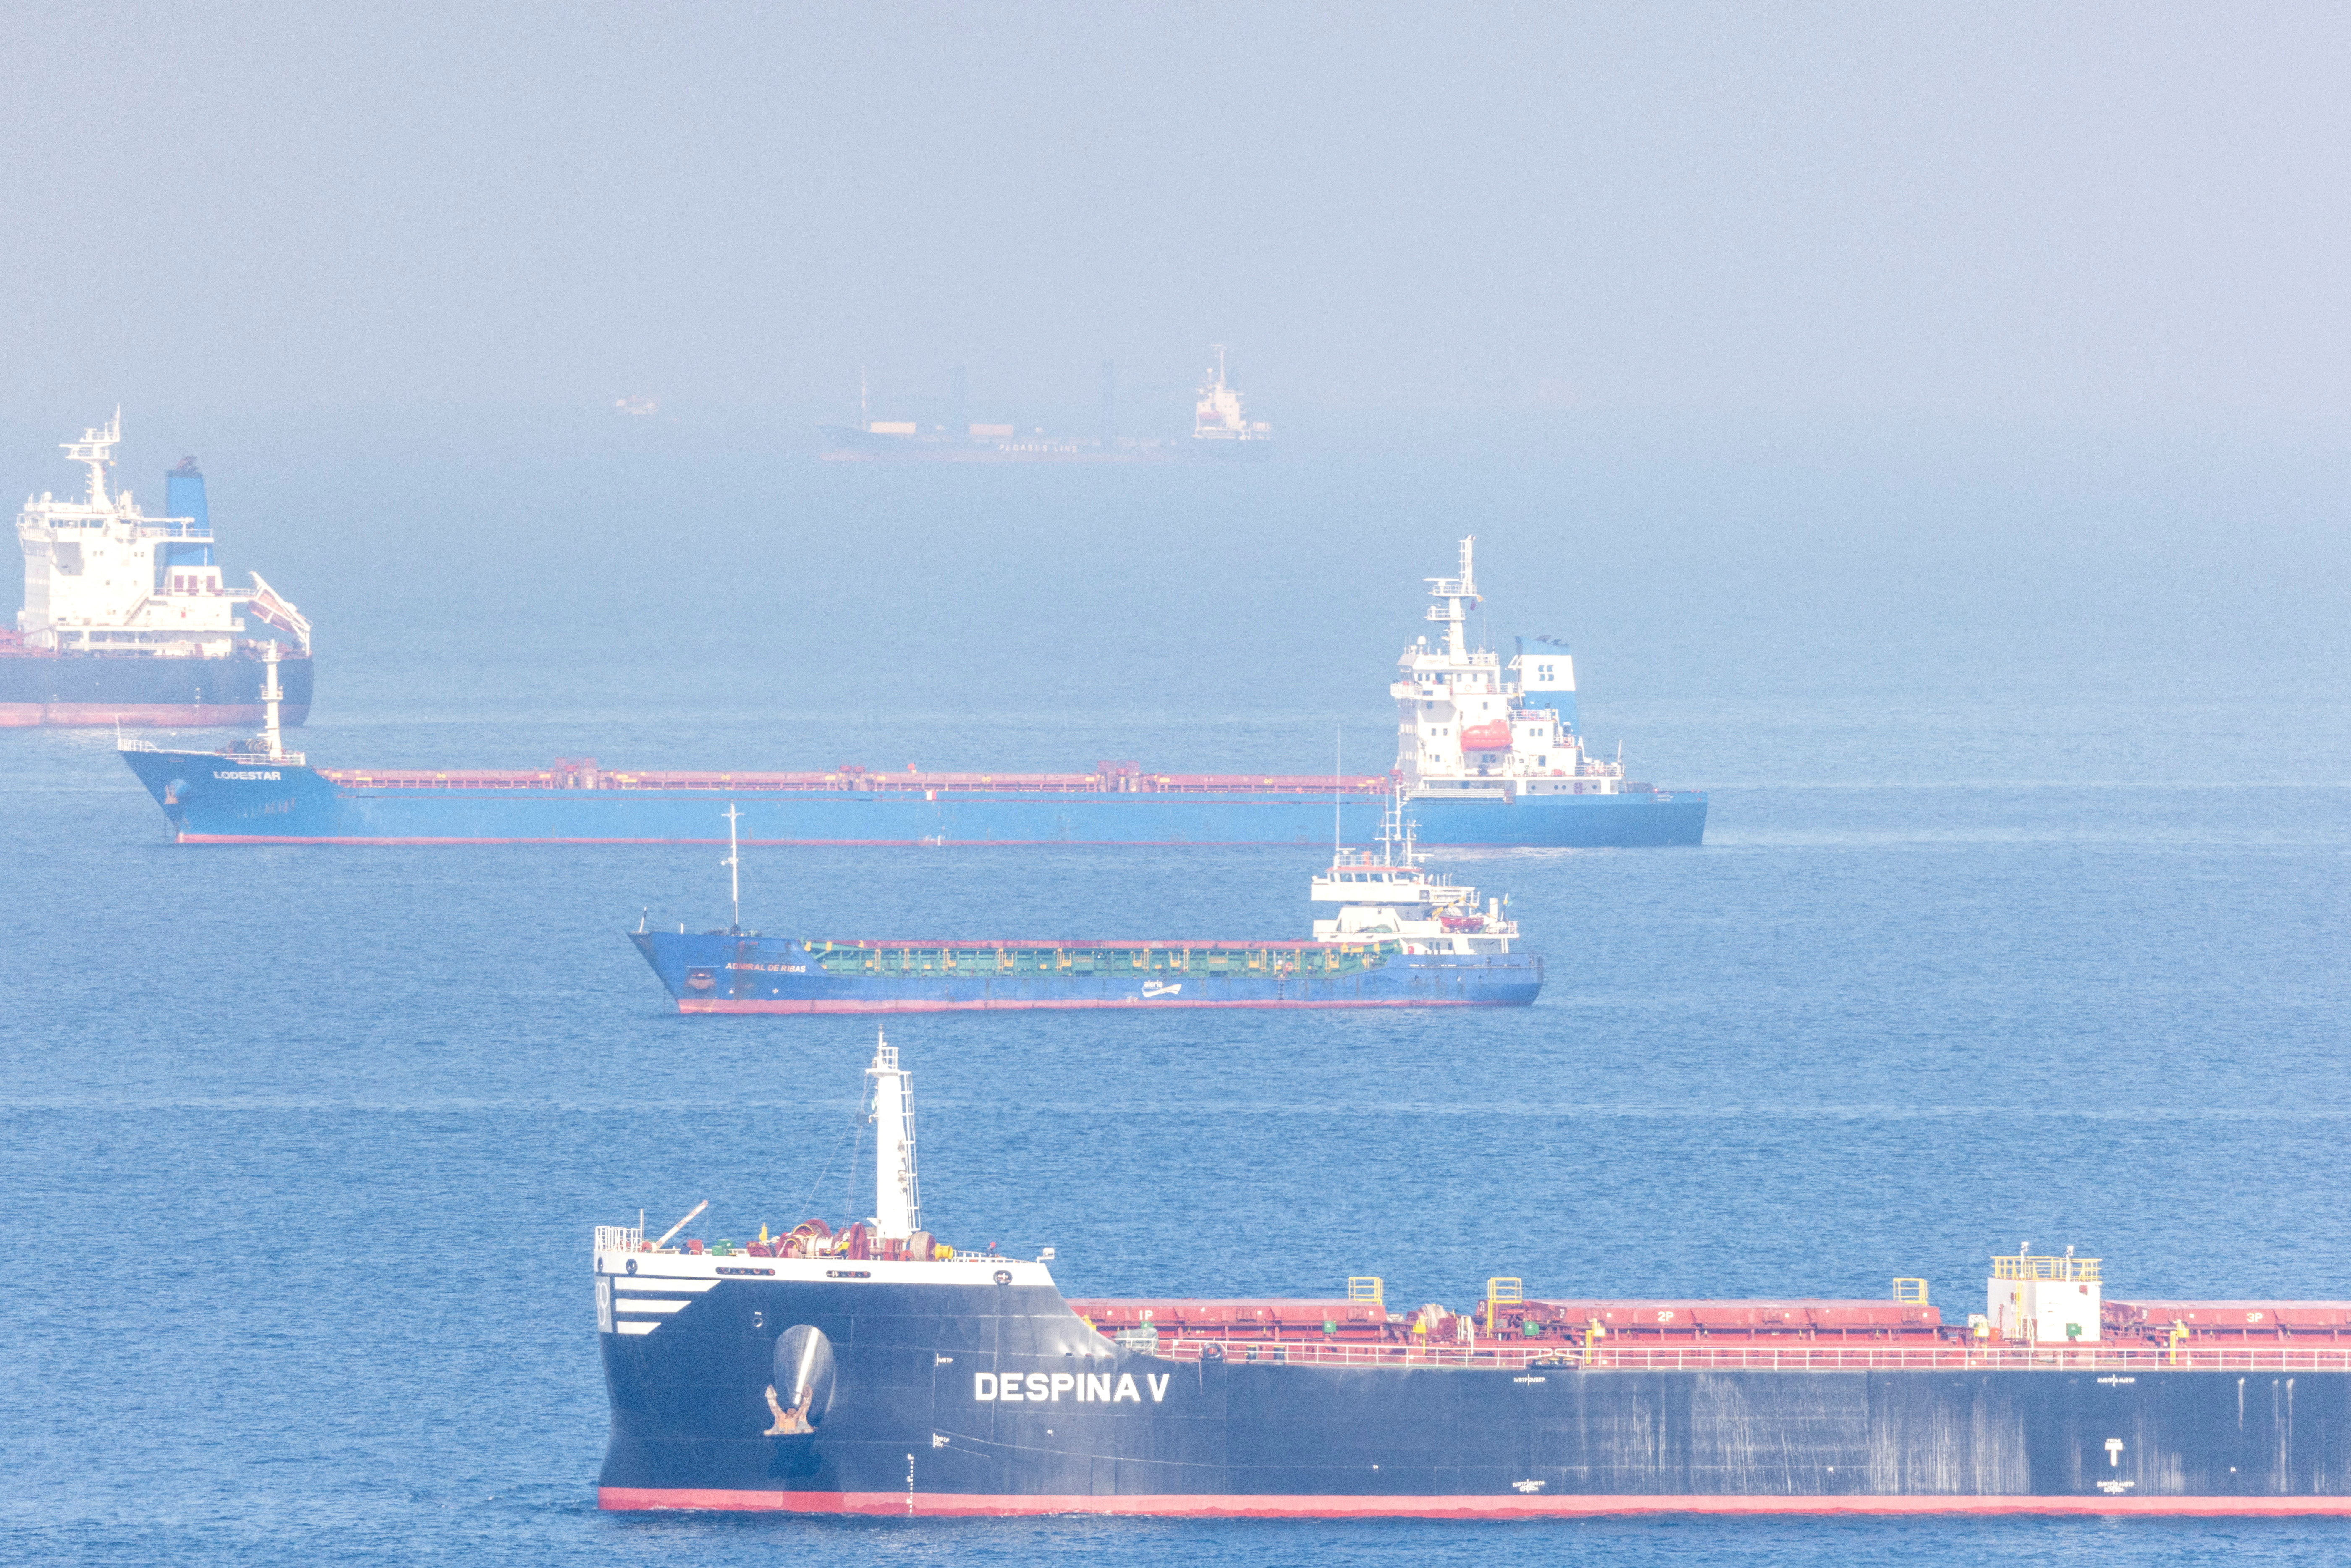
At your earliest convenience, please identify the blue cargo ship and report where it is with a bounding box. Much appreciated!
[632,801,1541,1013]
[114,537,1704,847]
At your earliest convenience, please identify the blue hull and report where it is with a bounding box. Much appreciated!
[631,932,1542,1011]
[115,751,1705,847]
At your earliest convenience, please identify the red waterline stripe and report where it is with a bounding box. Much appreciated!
[677,997,1513,1014]
[170,835,1537,847]
[597,1487,2351,1517]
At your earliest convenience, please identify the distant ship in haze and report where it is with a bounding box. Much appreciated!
[1186,343,1272,455]
[4,413,312,728]
[818,347,1271,463]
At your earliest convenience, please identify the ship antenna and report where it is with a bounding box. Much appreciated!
[63,409,122,513]
[722,803,744,933]
[1426,534,1481,661]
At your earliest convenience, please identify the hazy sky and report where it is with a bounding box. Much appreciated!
[5,2,2348,438]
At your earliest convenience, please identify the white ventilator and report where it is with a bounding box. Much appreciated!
[866,1031,920,1240]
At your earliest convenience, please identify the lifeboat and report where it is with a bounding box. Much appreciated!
[1458,720,1512,751]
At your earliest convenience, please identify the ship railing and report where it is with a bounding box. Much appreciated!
[593,1225,644,1254]
[116,736,163,753]
[1991,1254,2101,1282]
[219,744,306,765]
[1147,1338,2351,1374]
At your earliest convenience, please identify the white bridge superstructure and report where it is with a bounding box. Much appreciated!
[14,412,309,657]
[1394,536,1623,801]
[1192,346,1270,445]
[1311,791,1522,956]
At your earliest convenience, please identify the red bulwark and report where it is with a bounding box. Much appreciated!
[1516,1298,1942,1343]
[2105,1301,2351,1342]
[1066,1299,1387,1340]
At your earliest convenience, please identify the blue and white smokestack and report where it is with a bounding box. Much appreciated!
[1515,633,1578,731]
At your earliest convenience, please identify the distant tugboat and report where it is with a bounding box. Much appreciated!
[629,796,1539,1012]
[5,412,312,726]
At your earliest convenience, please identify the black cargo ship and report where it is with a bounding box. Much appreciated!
[595,1038,2351,1516]
[0,644,312,728]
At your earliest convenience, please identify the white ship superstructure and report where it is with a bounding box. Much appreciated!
[1310,793,1521,956]
[14,413,309,658]
[1192,345,1270,445]
[1393,536,1622,803]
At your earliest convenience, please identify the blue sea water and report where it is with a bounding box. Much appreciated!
[3,429,2348,1565]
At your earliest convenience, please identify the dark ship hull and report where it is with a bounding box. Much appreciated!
[596,1264,2351,1515]
[0,652,312,728]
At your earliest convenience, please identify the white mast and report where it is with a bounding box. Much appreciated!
[260,641,285,761]
[721,804,744,932]
[1426,534,1479,659]
[62,410,122,512]
[866,1030,919,1241]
